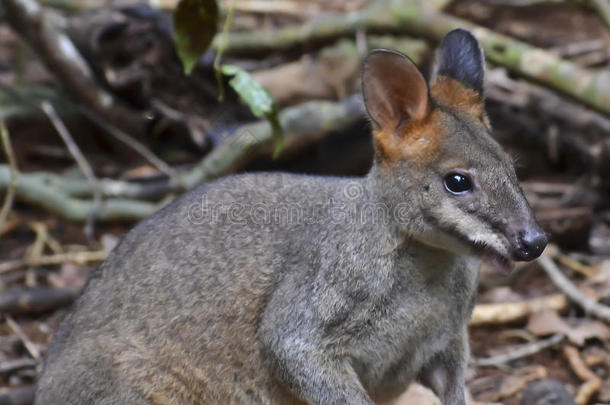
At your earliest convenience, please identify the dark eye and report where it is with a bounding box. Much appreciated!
[444,173,472,194]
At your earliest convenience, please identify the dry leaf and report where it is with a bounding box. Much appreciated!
[527,310,610,346]
[527,310,567,336]
[470,295,567,326]
[470,366,547,402]
[499,366,547,399]
[120,165,161,180]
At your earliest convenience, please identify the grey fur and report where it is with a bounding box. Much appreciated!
[35,30,543,405]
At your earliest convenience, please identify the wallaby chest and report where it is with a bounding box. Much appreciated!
[347,245,479,392]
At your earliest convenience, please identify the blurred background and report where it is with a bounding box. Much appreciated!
[0,0,610,404]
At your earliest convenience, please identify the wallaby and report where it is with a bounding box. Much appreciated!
[35,29,546,405]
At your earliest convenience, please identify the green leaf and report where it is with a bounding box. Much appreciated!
[173,0,218,75]
[221,64,284,158]
[267,109,283,159]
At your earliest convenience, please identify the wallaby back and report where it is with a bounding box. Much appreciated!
[36,29,545,405]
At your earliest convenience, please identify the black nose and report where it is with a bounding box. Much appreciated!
[513,230,548,261]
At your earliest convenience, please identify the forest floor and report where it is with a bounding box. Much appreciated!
[1,0,610,404]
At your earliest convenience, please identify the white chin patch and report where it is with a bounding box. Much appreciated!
[470,233,513,274]
[415,228,471,255]
[481,250,514,274]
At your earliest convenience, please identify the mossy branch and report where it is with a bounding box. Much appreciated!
[0,96,365,221]
[0,168,158,221]
[219,0,610,116]
[0,120,18,233]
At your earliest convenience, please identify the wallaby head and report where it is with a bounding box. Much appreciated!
[362,28,547,271]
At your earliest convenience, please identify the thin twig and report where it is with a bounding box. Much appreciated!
[5,315,41,361]
[0,81,177,183]
[27,222,49,261]
[0,358,37,374]
[0,120,18,236]
[0,250,107,274]
[538,254,610,324]
[41,101,101,241]
[28,222,63,254]
[78,107,177,180]
[475,333,564,367]
[563,345,602,405]
[556,254,598,278]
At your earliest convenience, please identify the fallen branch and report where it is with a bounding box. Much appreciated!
[0,358,37,374]
[563,345,602,405]
[0,82,176,183]
[78,107,178,180]
[0,96,364,219]
[538,255,610,324]
[385,5,610,117]
[28,222,63,255]
[221,0,610,116]
[41,101,101,241]
[0,250,106,274]
[0,168,158,222]
[181,94,364,188]
[475,333,564,367]
[5,316,40,361]
[0,287,78,315]
[470,294,568,326]
[3,0,149,137]
[0,167,172,201]
[487,68,610,136]
[226,0,320,16]
[0,120,17,235]
[555,254,598,278]
[520,182,600,211]
[214,0,388,54]
[489,0,610,29]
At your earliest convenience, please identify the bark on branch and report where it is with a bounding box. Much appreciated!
[0,96,365,220]
[220,0,610,116]
[2,0,150,137]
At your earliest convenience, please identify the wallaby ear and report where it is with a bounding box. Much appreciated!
[431,29,485,94]
[362,49,430,131]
